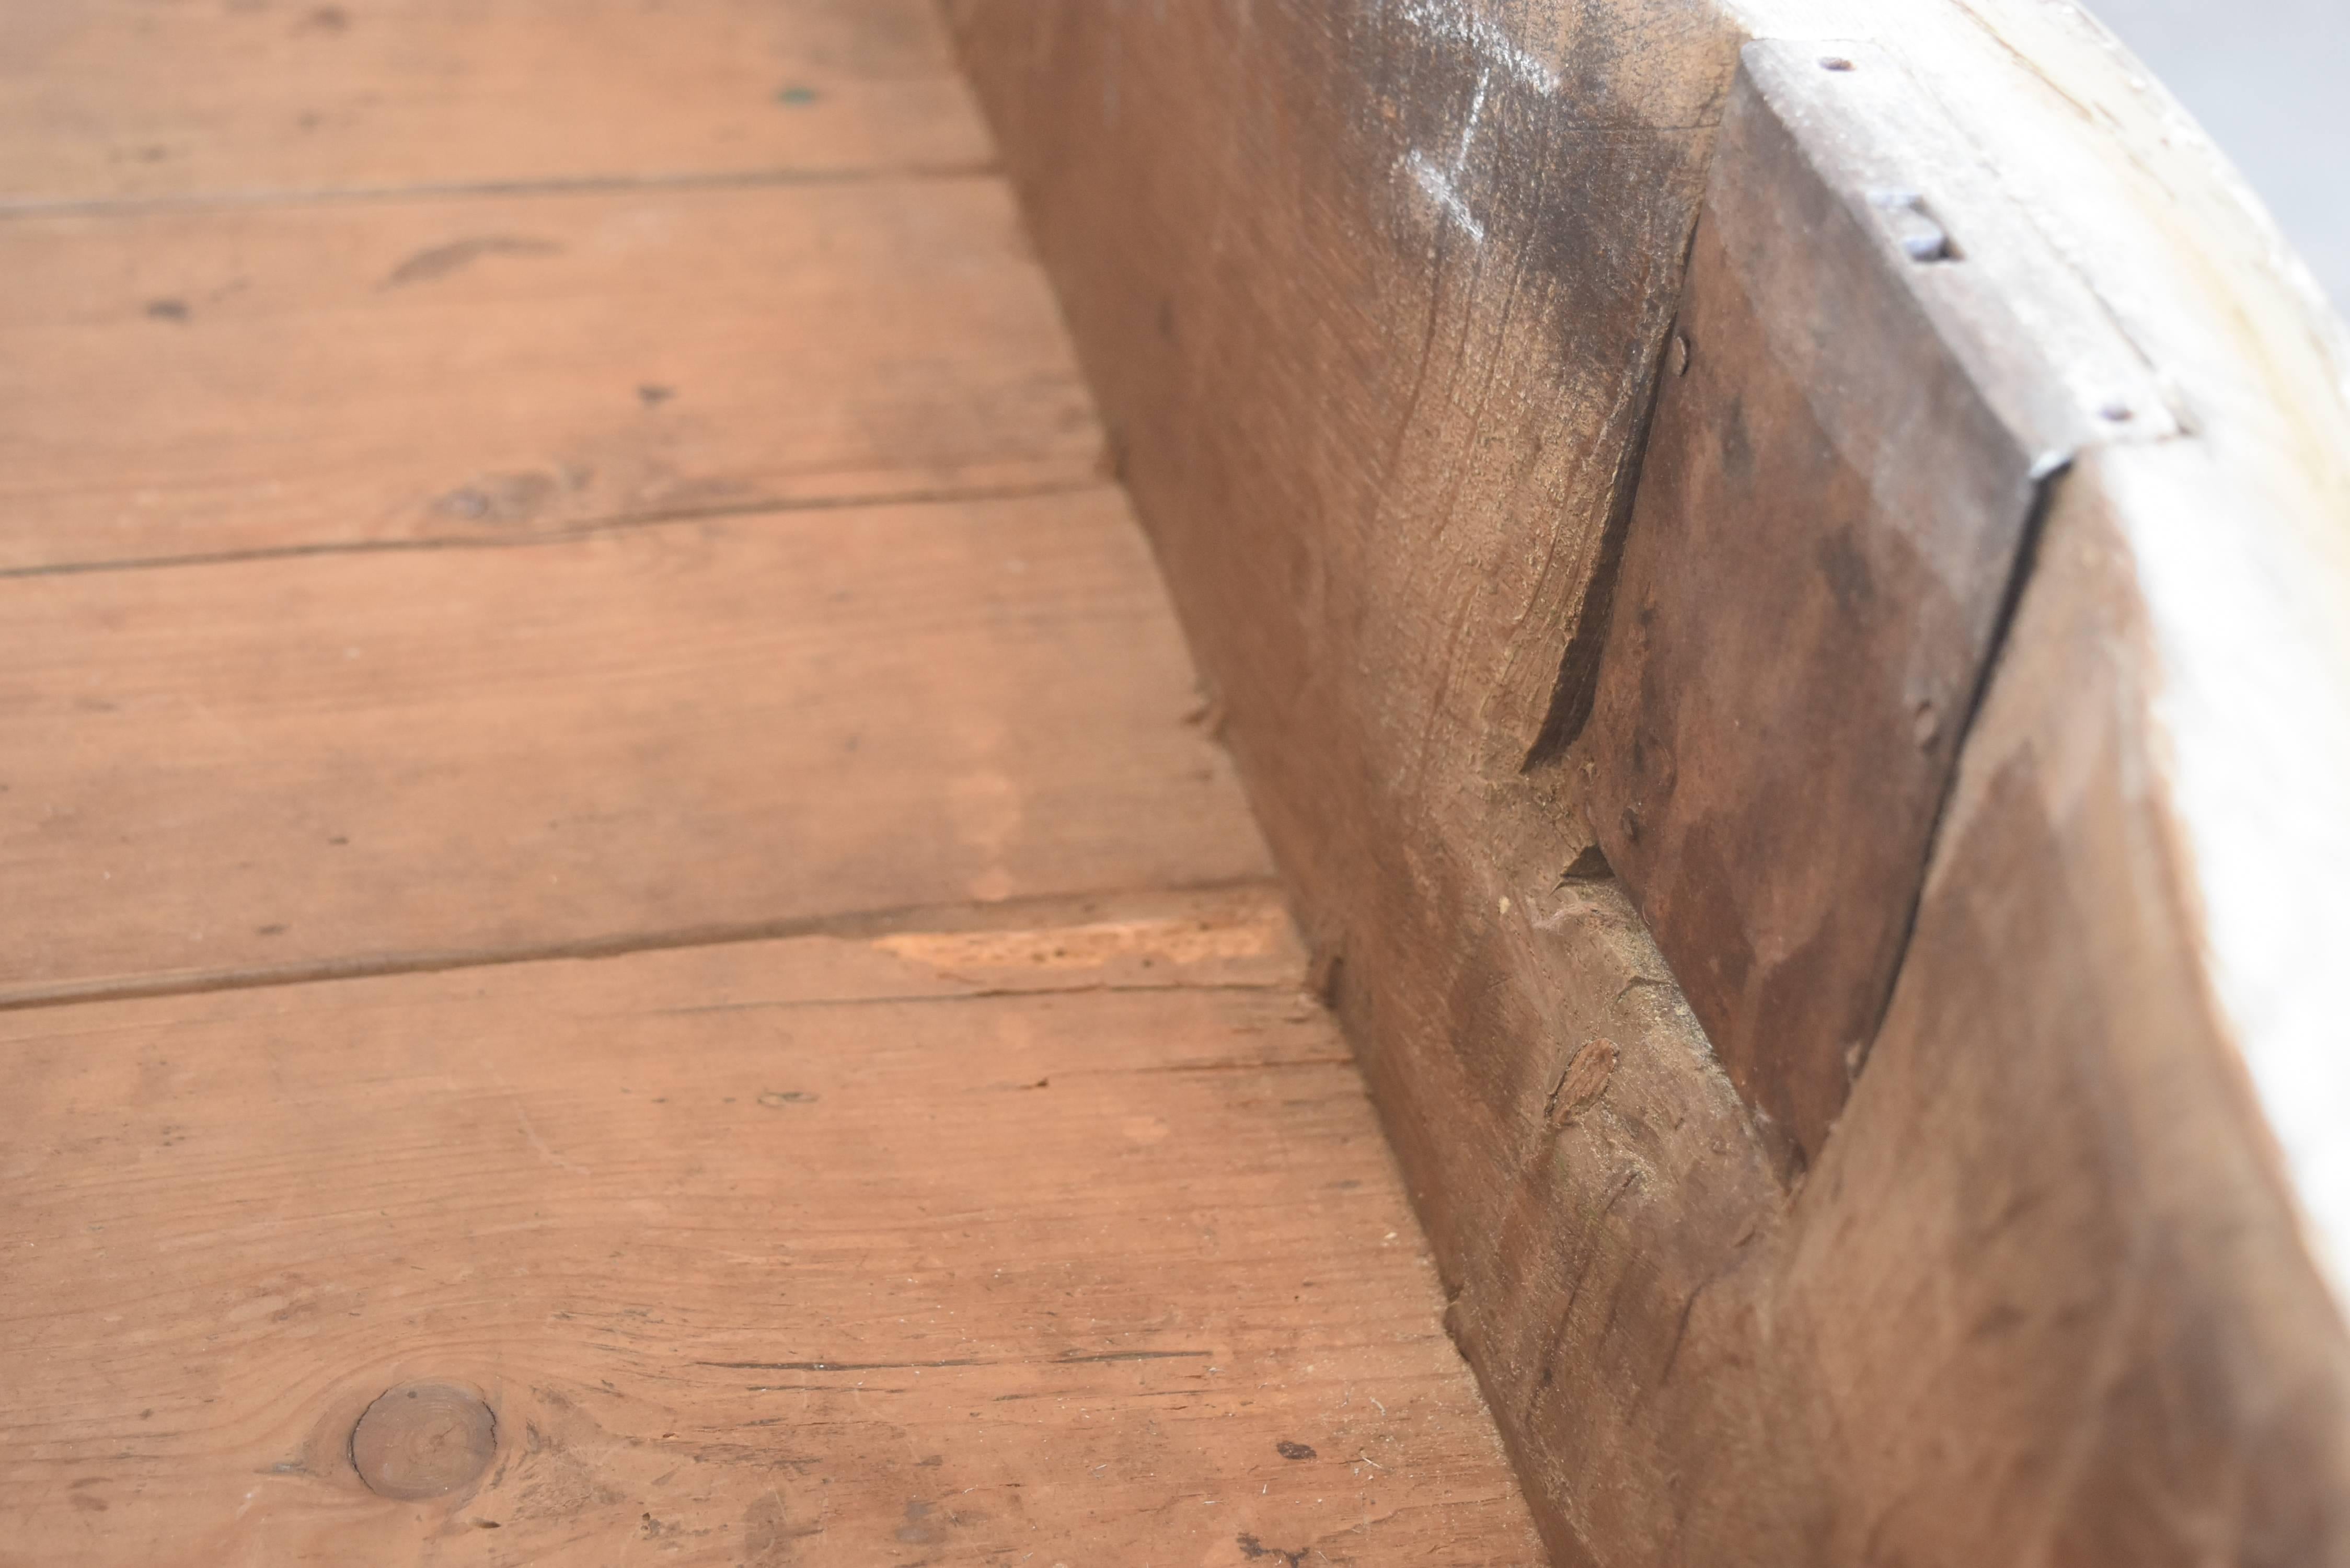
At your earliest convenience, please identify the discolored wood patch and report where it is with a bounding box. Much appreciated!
[1580,42,2171,1169]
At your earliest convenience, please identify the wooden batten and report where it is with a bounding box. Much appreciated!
[951,1,2350,1562]
[1579,40,2174,1170]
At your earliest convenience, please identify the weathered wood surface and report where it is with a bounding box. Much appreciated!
[0,890,1545,1565]
[943,12,1790,1563]
[946,0,1733,846]
[1764,0,2350,1322]
[0,0,987,204]
[0,490,1268,1005]
[1578,41,2172,1168]
[955,2,2350,1563]
[0,179,1098,569]
[1749,445,2350,1566]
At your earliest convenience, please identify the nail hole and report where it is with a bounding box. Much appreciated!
[1819,55,1857,72]
[2099,400,2136,422]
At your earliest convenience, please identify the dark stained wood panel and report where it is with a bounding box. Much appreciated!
[948,1,1736,864]
[0,179,1100,569]
[0,890,1547,1564]
[1578,41,2173,1169]
[0,490,1271,1005]
[0,0,987,204]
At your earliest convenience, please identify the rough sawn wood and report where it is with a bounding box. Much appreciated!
[951,2,2350,1564]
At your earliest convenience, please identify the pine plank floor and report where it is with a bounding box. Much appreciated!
[0,2,1546,1562]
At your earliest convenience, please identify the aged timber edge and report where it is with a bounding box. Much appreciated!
[946,2,2350,1563]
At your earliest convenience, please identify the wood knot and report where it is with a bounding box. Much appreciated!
[1544,1038,1619,1129]
[350,1382,496,1500]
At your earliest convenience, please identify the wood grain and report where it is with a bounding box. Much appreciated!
[0,489,1270,1004]
[957,3,2350,1564]
[944,8,1780,1559]
[0,0,987,205]
[0,179,1100,569]
[0,889,1546,1566]
[0,0,1553,1561]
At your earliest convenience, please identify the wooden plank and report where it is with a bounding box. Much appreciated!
[0,890,1547,1564]
[0,179,1100,569]
[935,9,1776,1561]
[1752,446,2350,1565]
[958,3,2350,1563]
[0,489,1272,1004]
[0,0,987,204]
[943,9,1784,1561]
[1577,41,2172,1169]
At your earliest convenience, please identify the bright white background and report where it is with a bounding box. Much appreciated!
[2086,0,2348,309]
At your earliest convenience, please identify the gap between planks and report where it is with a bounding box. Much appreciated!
[0,160,1003,222]
[0,476,1114,584]
[0,878,1297,1016]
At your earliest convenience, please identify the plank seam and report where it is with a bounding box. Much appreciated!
[0,162,1005,221]
[1851,456,2067,1079]
[0,877,1294,1015]
[0,477,1118,581]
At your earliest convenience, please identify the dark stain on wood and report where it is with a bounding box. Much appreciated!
[383,235,563,289]
[1579,44,2168,1169]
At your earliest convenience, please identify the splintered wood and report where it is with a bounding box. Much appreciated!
[0,0,1543,1561]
